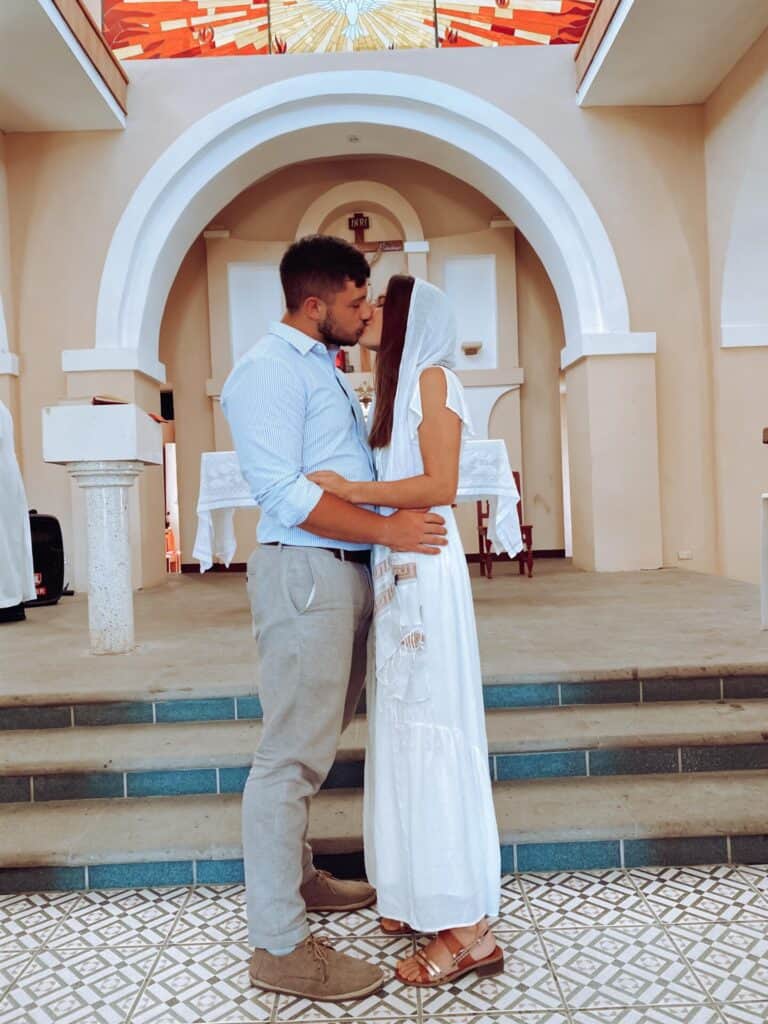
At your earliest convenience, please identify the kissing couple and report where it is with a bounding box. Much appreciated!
[221,234,503,1002]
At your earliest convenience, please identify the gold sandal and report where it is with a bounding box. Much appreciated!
[395,925,504,987]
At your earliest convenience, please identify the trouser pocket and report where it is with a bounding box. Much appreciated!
[284,550,317,616]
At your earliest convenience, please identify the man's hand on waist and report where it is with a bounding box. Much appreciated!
[379,509,447,555]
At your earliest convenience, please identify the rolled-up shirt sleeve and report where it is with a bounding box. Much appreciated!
[222,356,324,530]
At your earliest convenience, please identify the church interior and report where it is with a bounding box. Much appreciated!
[2,1,768,1021]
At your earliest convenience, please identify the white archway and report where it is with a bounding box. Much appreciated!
[61,70,649,382]
[295,180,425,242]
[721,103,768,348]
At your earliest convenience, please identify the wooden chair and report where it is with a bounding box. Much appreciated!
[165,525,181,574]
[476,500,495,579]
[475,471,534,579]
[513,471,534,578]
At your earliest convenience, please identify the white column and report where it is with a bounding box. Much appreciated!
[761,494,768,630]
[43,402,162,654]
[68,461,143,654]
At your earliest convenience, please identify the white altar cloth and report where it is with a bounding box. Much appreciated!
[193,440,522,571]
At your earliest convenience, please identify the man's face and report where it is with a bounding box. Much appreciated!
[317,279,373,347]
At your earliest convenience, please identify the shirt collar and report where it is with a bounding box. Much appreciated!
[269,320,324,357]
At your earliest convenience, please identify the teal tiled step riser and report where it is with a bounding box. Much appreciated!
[0,696,265,731]
[3,674,768,731]
[2,833,768,894]
[4,742,768,804]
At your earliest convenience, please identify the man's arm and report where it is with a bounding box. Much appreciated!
[301,493,447,554]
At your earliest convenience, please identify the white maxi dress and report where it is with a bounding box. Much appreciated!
[363,364,501,932]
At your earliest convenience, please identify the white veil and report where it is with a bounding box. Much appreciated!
[372,279,461,704]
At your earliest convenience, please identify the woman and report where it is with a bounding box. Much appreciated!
[309,276,504,987]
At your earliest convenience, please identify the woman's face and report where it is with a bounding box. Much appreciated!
[358,301,384,352]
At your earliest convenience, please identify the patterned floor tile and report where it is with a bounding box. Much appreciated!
[669,920,768,1003]
[570,1007,722,1023]
[735,866,768,899]
[419,931,564,1017]
[49,887,188,948]
[0,945,157,1023]
[629,866,768,925]
[422,1013,569,1024]
[719,1001,768,1023]
[274,936,418,1020]
[519,870,653,929]
[0,950,35,1001]
[0,891,79,951]
[309,904,387,939]
[496,875,535,931]
[169,885,248,944]
[540,925,708,1009]
[130,942,274,1023]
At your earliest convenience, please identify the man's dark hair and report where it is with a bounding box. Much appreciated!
[280,235,370,313]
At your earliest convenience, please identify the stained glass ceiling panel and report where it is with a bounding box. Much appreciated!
[103,0,596,59]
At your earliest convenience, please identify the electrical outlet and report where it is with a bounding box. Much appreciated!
[677,550,693,560]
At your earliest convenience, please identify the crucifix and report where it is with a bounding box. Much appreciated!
[348,212,405,373]
[349,212,404,256]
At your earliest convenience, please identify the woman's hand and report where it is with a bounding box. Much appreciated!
[307,470,357,502]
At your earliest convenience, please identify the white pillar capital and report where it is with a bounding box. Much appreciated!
[68,460,144,489]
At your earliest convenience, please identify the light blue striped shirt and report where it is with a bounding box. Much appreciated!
[221,320,375,550]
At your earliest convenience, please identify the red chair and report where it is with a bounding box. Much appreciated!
[513,471,534,578]
[475,471,534,579]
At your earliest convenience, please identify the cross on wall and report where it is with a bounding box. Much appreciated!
[348,212,404,255]
[347,212,405,374]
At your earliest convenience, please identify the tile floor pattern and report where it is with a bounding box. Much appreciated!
[2,865,768,1022]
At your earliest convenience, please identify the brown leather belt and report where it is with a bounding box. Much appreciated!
[262,542,370,565]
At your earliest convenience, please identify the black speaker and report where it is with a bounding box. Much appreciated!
[25,512,65,607]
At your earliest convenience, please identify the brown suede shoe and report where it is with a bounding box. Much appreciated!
[301,869,376,912]
[249,935,387,1001]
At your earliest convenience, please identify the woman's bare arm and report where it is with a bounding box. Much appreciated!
[310,368,462,508]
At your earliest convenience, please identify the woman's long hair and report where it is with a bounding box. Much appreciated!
[368,274,415,449]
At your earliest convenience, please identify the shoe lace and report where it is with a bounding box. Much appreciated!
[306,934,333,981]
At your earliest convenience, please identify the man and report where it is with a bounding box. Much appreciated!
[221,235,447,1002]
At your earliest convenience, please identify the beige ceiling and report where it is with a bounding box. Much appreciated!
[580,0,768,106]
[0,0,125,132]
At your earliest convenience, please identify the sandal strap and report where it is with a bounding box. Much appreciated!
[414,950,443,979]
[405,926,492,983]
[438,925,491,968]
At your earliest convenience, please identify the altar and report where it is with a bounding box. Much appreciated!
[193,440,523,571]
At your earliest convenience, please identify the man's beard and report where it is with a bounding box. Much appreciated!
[318,311,361,348]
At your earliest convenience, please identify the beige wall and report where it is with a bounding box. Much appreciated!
[217,156,503,239]
[159,238,216,566]
[0,133,20,444]
[515,233,565,552]
[705,28,768,582]
[0,135,14,352]
[4,45,721,579]
[565,354,663,572]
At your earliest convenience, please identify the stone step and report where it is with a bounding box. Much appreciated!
[3,671,768,731]
[3,702,768,804]
[1,772,768,892]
